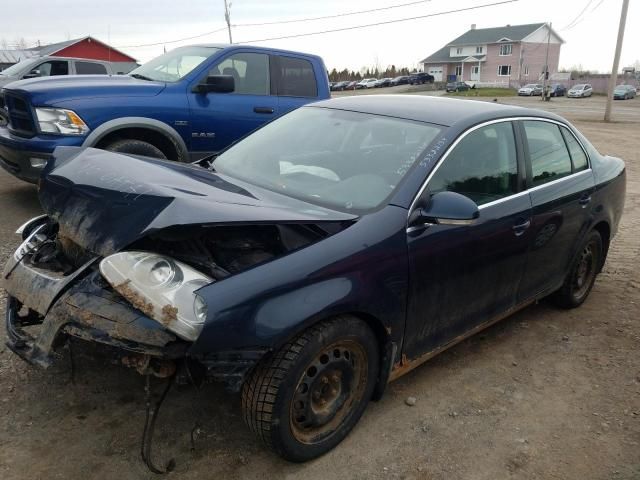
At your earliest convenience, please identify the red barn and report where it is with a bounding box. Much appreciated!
[32,36,138,71]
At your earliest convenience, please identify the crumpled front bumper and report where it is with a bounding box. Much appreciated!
[3,243,186,368]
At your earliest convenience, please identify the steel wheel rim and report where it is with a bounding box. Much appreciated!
[572,241,597,299]
[289,339,368,444]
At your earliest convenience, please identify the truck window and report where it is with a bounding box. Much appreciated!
[30,61,69,77]
[76,62,108,75]
[211,53,270,95]
[276,56,317,97]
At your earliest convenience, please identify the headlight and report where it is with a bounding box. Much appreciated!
[100,251,212,341]
[35,108,89,135]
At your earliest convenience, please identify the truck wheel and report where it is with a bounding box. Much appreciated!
[104,139,167,159]
[242,316,379,462]
[551,230,602,309]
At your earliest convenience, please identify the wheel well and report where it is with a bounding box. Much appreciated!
[94,127,182,161]
[593,221,611,270]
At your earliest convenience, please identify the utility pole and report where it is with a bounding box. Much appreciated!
[224,0,233,44]
[604,0,629,122]
[542,21,551,100]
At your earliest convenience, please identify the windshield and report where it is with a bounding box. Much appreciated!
[214,107,443,213]
[0,58,38,76]
[573,84,586,89]
[128,46,220,82]
[523,84,537,88]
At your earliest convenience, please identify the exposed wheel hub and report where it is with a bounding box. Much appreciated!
[290,341,367,444]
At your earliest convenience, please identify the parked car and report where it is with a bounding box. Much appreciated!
[613,84,636,100]
[345,80,358,90]
[567,84,593,98]
[374,78,392,88]
[0,44,330,183]
[409,72,434,85]
[0,56,125,91]
[331,81,350,91]
[550,84,567,97]
[4,95,625,464]
[355,78,375,89]
[446,81,469,92]
[362,78,378,89]
[518,83,543,96]
[390,75,410,86]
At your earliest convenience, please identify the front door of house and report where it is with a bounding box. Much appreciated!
[471,66,480,81]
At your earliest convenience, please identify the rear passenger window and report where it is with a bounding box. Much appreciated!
[76,62,108,74]
[428,122,518,205]
[560,127,588,172]
[523,121,572,186]
[211,53,270,95]
[276,56,317,97]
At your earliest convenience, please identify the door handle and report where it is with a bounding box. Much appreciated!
[512,219,531,236]
[253,107,274,114]
[579,195,592,207]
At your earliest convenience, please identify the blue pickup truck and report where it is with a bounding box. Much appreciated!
[0,44,330,183]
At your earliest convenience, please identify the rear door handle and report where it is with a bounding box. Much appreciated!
[579,195,592,207]
[512,219,531,236]
[253,107,274,114]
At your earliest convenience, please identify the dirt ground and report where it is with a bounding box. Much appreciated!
[0,95,638,480]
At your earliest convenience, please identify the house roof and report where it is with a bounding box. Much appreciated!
[420,23,555,64]
[0,49,38,64]
[448,23,545,46]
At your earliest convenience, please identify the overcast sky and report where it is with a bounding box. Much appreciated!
[1,0,638,72]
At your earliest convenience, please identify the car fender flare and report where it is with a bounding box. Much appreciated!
[82,117,189,161]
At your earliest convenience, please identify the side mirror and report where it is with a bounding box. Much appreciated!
[409,191,479,227]
[193,75,235,94]
[23,70,40,79]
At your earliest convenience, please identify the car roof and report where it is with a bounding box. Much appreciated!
[187,43,323,60]
[308,95,563,127]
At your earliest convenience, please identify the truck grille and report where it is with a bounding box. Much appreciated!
[4,92,36,138]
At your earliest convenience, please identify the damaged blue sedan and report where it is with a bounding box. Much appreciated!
[3,96,626,462]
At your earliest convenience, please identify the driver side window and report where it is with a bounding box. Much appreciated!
[29,60,69,77]
[210,53,270,95]
[428,122,518,205]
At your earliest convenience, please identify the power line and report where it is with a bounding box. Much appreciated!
[239,0,520,44]
[560,0,594,31]
[117,26,229,48]
[233,0,433,27]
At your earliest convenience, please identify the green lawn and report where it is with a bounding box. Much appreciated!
[447,88,517,97]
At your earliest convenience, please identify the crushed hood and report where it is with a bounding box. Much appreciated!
[4,75,165,105]
[39,147,356,256]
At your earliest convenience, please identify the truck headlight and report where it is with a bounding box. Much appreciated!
[100,252,212,341]
[35,108,89,135]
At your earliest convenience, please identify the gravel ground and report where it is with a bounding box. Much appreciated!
[0,96,638,480]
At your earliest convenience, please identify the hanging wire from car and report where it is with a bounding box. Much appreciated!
[141,374,177,474]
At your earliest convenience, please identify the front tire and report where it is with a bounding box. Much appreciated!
[242,316,379,462]
[551,230,602,309]
[104,139,167,159]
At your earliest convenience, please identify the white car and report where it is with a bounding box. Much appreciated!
[355,78,377,89]
[567,84,593,98]
[518,84,543,96]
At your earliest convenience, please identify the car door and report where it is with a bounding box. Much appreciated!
[23,59,70,79]
[187,51,278,156]
[404,120,533,358]
[516,120,595,302]
[272,55,319,116]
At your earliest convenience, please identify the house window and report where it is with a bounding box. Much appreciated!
[523,65,529,76]
[455,66,463,77]
[456,47,463,55]
[476,46,483,54]
[499,44,512,56]
[471,66,480,75]
[497,65,512,76]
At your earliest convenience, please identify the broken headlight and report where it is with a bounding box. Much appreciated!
[100,252,212,341]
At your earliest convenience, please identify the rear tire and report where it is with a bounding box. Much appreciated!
[104,139,167,159]
[242,316,379,462]
[551,230,602,309]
